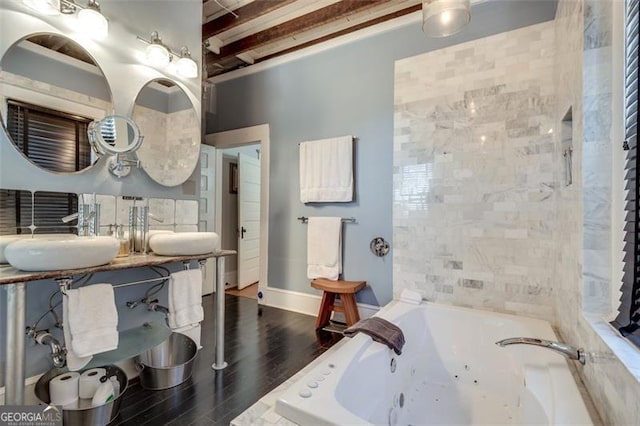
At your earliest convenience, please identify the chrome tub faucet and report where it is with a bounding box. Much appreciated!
[495,337,586,364]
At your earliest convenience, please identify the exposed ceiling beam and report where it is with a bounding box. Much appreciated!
[203,0,297,40]
[206,0,391,63]
[256,4,421,64]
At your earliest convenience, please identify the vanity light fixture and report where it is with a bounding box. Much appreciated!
[422,0,471,38]
[22,0,109,39]
[137,32,199,78]
[176,47,198,78]
[76,0,108,39]
[142,31,171,67]
[22,0,61,15]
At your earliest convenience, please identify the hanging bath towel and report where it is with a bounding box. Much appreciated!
[299,136,353,203]
[307,216,342,280]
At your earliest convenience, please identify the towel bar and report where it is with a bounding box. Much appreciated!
[297,216,356,223]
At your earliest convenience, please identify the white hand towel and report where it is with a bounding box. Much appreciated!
[299,136,353,203]
[168,269,204,329]
[66,284,119,361]
[307,217,342,281]
[63,296,92,371]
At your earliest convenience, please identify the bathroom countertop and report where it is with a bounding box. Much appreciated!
[231,338,349,426]
[0,250,236,285]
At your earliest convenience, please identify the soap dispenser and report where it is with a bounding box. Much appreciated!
[116,225,130,257]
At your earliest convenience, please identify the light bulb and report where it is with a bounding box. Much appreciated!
[422,0,470,38]
[22,0,60,15]
[177,57,198,78]
[77,7,108,39]
[440,10,452,24]
[146,43,171,67]
[176,48,198,78]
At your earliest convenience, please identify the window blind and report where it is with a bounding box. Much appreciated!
[613,0,640,347]
[6,100,92,173]
[5,101,90,234]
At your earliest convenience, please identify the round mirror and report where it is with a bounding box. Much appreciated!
[88,115,143,155]
[132,79,200,187]
[0,34,113,174]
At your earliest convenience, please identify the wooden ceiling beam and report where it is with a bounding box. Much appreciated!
[207,0,391,63]
[256,4,421,64]
[203,0,298,40]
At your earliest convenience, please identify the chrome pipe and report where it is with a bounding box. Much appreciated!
[35,331,65,368]
[496,337,586,364]
[5,282,27,404]
[212,256,227,370]
[113,275,169,289]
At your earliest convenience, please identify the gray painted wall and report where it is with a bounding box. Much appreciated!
[0,0,202,385]
[1,43,111,101]
[136,85,194,114]
[212,0,558,306]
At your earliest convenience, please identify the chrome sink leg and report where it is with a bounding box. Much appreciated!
[212,256,227,370]
[5,282,26,404]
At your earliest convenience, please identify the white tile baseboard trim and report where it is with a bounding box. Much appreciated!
[259,285,379,320]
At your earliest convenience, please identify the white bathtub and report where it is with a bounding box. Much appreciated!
[275,298,594,425]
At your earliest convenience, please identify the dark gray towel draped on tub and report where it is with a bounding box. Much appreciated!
[343,317,405,355]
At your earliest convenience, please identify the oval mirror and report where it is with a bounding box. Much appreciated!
[132,79,200,187]
[88,115,143,155]
[0,34,113,174]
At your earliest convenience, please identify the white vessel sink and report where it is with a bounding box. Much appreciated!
[4,236,119,271]
[148,232,220,256]
[0,234,78,264]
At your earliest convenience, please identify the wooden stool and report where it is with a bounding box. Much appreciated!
[311,278,366,329]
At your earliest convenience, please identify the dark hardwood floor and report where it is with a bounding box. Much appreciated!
[114,294,343,426]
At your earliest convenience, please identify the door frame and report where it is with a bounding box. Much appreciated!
[204,124,270,291]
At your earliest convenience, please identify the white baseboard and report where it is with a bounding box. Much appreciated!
[224,270,238,289]
[258,286,379,320]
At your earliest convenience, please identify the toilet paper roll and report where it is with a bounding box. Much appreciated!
[49,372,80,406]
[79,368,106,399]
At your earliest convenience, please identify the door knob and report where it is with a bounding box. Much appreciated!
[241,226,246,239]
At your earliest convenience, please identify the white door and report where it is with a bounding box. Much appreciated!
[199,145,216,295]
[237,153,260,289]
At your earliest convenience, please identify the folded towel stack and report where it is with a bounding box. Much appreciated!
[299,136,353,203]
[168,269,204,330]
[64,284,119,371]
[344,317,405,355]
[306,217,342,281]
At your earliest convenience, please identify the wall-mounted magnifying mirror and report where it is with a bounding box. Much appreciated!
[133,78,200,187]
[89,115,143,154]
[88,115,143,177]
[0,33,113,174]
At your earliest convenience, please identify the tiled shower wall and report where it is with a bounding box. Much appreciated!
[393,21,557,321]
[393,3,640,424]
[133,106,200,187]
[553,0,640,424]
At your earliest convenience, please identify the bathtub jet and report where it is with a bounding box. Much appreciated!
[495,337,586,365]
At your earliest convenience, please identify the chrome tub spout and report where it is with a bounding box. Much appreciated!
[496,337,586,365]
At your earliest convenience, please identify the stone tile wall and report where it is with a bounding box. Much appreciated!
[134,106,200,187]
[393,21,557,321]
[393,3,640,424]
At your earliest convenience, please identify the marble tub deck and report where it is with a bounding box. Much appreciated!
[231,338,349,426]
